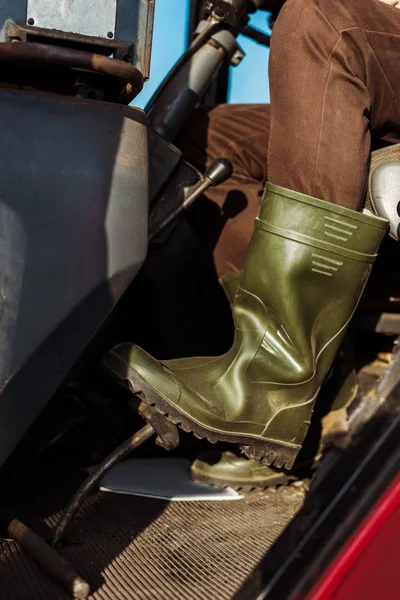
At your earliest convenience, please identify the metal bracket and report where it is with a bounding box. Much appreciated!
[231,43,245,67]
[26,0,117,40]
[5,22,134,64]
[138,401,179,450]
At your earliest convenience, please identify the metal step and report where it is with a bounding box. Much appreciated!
[0,479,305,599]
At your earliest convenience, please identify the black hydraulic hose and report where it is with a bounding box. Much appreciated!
[145,19,221,117]
[52,423,155,548]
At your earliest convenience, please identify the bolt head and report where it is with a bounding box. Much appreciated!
[107,31,113,39]
[27,17,35,25]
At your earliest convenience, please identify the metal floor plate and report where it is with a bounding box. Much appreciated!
[0,477,305,599]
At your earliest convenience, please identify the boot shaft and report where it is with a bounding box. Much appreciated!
[233,184,388,385]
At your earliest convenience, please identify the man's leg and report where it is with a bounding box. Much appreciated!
[114,0,391,468]
[144,105,269,358]
[177,104,270,277]
[268,0,400,210]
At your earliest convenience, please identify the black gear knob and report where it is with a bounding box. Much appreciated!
[150,157,233,242]
[204,158,233,187]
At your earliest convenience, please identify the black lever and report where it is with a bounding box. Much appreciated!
[242,25,271,47]
[204,157,234,187]
[149,157,233,242]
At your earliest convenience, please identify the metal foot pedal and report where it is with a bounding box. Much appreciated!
[52,365,179,546]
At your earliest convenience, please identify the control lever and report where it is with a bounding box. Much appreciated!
[242,25,270,47]
[149,157,233,242]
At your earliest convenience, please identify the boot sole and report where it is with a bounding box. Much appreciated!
[120,366,300,470]
[191,454,318,491]
[191,468,298,491]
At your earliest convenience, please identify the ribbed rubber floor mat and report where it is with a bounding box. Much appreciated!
[0,484,305,599]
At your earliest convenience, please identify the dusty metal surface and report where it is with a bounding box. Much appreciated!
[354,312,400,335]
[26,0,117,39]
[0,1,154,79]
[125,0,155,80]
[0,478,305,599]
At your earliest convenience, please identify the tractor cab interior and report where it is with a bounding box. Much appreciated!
[0,1,399,599]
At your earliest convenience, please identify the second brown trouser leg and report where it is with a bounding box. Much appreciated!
[143,105,271,358]
[177,104,270,277]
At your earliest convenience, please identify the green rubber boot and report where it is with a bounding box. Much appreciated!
[191,360,359,489]
[219,269,243,305]
[192,451,291,489]
[105,184,387,469]
[191,367,359,489]
[191,276,359,489]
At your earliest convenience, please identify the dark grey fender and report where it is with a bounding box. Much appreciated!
[0,89,148,466]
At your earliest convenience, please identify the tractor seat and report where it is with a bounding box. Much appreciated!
[369,144,400,241]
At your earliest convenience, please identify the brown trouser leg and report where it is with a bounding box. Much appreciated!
[177,104,270,278]
[179,0,400,277]
[269,0,400,210]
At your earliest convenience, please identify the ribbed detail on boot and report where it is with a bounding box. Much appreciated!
[260,183,388,259]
